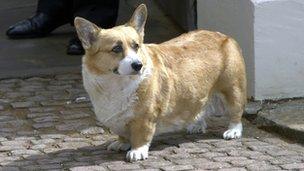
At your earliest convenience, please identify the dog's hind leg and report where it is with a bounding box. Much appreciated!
[107,136,131,151]
[222,86,246,140]
[186,113,207,134]
[220,38,247,140]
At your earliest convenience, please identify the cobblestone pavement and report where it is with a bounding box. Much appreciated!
[0,74,303,171]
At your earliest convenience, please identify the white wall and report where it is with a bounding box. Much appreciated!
[197,0,304,100]
[253,0,304,99]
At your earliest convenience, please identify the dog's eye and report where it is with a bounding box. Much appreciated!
[112,45,123,53]
[132,43,139,51]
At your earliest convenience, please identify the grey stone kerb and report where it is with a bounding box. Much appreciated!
[197,0,304,100]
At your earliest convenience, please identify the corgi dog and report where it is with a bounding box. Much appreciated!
[74,4,247,162]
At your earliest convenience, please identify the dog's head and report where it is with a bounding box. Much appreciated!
[75,4,148,76]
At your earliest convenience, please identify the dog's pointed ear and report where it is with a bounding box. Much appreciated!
[74,17,99,50]
[128,4,148,36]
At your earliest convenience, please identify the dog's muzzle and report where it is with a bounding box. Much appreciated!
[131,61,143,72]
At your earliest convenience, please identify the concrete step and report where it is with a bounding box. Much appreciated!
[255,99,304,143]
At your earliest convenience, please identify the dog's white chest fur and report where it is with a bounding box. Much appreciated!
[82,67,150,136]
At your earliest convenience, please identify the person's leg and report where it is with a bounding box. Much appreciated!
[73,0,119,28]
[67,0,119,55]
[37,0,70,18]
[6,0,70,39]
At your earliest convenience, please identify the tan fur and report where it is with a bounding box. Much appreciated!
[75,4,247,161]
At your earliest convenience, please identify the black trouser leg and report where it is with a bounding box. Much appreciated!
[72,0,119,28]
[37,0,72,20]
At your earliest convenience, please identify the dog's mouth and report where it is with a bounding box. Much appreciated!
[113,68,141,75]
[113,68,119,74]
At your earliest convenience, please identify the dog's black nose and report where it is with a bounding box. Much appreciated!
[131,61,143,71]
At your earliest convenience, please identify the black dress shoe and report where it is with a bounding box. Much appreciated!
[67,36,84,55]
[6,13,68,39]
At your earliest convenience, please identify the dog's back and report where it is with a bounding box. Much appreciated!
[141,30,246,130]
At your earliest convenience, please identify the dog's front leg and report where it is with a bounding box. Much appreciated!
[126,116,156,162]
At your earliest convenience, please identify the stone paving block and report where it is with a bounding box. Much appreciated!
[74,155,103,163]
[213,156,248,162]
[41,100,68,106]
[60,110,91,120]
[227,150,264,158]
[194,161,231,170]
[64,161,93,168]
[0,167,20,171]
[212,140,243,148]
[25,95,47,102]
[198,152,227,159]
[55,74,82,80]
[164,153,192,161]
[0,79,22,84]
[281,163,304,170]
[173,158,210,165]
[29,107,58,113]
[140,160,172,168]
[27,112,57,119]
[32,122,55,129]
[160,164,194,171]
[5,160,35,167]
[213,147,240,153]
[246,161,281,171]
[247,145,282,152]
[6,92,32,99]
[11,149,42,156]
[36,157,73,165]
[63,137,90,142]
[107,164,142,171]
[1,140,30,147]
[248,154,274,161]
[218,168,247,171]
[0,137,8,141]
[173,147,209,154]
[0,105,4,111]
[11,101,37,108]
[47,85,72,91]
[269,155,304,165]
[25,77,51,82]
[229,159,255,167]
[0,115,15,122]
[80,127,105,135]
[56,121,91,131]
[31,144,47,150]
[22,165,42,170]
[40,133,66,139]
[266,149,298,157]
[33,115,59,123]
[243,141,270,146]
[39,163,63,170]
[70,165,107,171]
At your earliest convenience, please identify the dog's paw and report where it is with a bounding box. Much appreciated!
[107,140,131,151]
[126,145,149,162]
[186,118,207,134]
[223,123,242,140]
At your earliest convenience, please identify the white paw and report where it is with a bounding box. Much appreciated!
[126,145,149,162]
[223,123,242,140]
[107,140,131,151]
[187,122,207,134]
